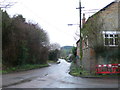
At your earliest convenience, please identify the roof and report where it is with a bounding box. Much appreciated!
[76,1,117,44]
[99,2,115,12]
[76,39,80,44]
[87,1,116,21]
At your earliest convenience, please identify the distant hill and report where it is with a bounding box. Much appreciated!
[61,46,73,50]
[60,46,73,58]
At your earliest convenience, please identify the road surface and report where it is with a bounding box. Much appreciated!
[2,59,119,88]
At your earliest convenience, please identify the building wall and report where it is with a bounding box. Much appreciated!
[76,42,80,57]
[100,2,118,31]
[119,1,120,28]
[96,2,120,64]
[76,1,120,73]
[77,41,96,72]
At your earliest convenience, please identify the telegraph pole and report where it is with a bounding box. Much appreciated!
[76,0,84,67]
[76,0,82,38]
[76,1,82,41]
[68,0,84,67]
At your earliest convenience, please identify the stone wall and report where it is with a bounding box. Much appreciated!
[118,1,120,28]
[99,2,118,31]
[76,1,120,73]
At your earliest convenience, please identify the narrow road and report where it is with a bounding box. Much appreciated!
[2,59,119,88]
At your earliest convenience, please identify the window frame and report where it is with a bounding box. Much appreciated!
[103,31,119,47]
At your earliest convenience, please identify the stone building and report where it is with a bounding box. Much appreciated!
[76,1,120,73]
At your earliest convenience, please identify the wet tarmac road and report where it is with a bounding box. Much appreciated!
[2,59,119,88]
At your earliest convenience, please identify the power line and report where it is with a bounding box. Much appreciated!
[83,9,100,11]
[82,11,101,14]
[81,5,119,14]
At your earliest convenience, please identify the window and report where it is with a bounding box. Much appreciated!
[103,31,120,47]
[105,34,109,45]
[115,35,118,45]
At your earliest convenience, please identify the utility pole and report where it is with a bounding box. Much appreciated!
[77,0,81,38]
[68,0,84,67]
[76,0,84,67]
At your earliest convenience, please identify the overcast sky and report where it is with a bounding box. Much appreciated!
[2,0,115,46]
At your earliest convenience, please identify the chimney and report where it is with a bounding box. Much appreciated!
[82,13,86,27]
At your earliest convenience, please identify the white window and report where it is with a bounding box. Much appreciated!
[103,31,119,47]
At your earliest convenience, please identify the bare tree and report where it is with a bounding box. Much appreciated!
[49,43,60,50]
[0,0,17,9]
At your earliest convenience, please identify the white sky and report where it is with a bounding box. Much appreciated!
[3,0,115,46]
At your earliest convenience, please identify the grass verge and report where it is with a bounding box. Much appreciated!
[47,60,57,63]
[69,62,119,77]
[1,64,49,74]
[69,62,90,77]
